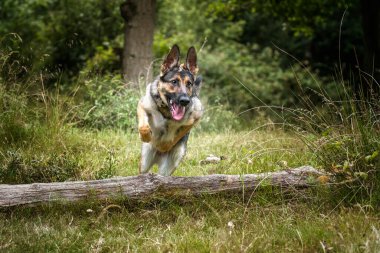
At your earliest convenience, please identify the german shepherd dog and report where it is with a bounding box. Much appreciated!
[137,45,203,176]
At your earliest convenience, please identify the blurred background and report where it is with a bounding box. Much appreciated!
[1,0,377,125]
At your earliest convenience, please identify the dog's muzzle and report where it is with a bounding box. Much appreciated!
[168,93,190,121]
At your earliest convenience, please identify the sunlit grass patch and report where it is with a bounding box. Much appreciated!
[179,129,316,176]
[1,119,316,183]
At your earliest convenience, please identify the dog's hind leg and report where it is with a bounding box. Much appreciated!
[140,143,158,174]
[158,134,189,176]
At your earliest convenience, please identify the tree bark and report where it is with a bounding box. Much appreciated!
[120,0,156,88]
[0,166,323,207]
[360,0,380,93]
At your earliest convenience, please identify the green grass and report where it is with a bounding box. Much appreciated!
[1,128,379,252]
[1,194,380,252]
[1,127,316,182]
[1,77,379,252]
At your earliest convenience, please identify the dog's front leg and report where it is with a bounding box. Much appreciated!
[137,99,152,142]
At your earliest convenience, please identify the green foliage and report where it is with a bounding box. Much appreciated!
[288,82,380,204]
[209,0,364,80]
[1,151,80,184]
[82,45,120,75]
[200,45,326,113]
[155,0,345,115]
[75,75,140,130]
[0,85,30,144]
[0,78,83,183]
[0,0,122,82]
[0,85,131,183]
[251,0,358,37]
[95,149,118,179]
[1,0,365,114]
[197,104,242,133]
[0,33,27,83]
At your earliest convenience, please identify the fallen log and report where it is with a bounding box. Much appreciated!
[0,166,323,207]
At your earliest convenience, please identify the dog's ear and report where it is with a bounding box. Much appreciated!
[161,45,180,75]
[185,47,198,75]
[192,75,202,97]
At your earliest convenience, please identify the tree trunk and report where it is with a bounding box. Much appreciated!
[360,0,380,93]
[120,0,156,88]
[0,166,324,207]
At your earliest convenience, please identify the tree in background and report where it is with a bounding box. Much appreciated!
[120,0,156,87]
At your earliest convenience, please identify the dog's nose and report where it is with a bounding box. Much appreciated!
[179,95,190,106]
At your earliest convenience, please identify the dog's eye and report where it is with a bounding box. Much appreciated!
[186,81,192,88]
[171,80,178,85]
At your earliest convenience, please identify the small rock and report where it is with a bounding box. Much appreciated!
[200,154,225,165]
[227,221,235,235]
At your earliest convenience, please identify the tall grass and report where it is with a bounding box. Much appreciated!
[0,40,134,183]
[243,63,380,205]
[298,81,380,205]
[0,79,84,183]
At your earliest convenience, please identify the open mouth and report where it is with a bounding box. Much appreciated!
[169,99,185,121]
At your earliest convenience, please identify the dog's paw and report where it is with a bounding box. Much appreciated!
[139,125,152,142]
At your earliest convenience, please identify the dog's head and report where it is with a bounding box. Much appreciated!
[157,45,200,121]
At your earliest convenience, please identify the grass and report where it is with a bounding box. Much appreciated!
[0,74,379,252]
[1,192,380,252]
[1,127,315,182]
[0,83,313,181]
[1,127,379,252]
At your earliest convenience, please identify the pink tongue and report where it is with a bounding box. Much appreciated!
[171,103,185,121]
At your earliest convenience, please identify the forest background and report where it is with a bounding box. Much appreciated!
[1,0,380,251]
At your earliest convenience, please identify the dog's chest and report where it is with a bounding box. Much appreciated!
[148,113,183,143]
